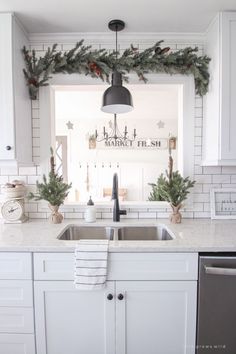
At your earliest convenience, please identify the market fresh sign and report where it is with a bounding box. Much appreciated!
[99,138,168,149]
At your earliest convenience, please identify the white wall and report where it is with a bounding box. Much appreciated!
[1,33,235,219]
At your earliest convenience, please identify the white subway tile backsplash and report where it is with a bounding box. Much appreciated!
[0,176,9,185]
[193,211,211,218]
[193,203,204,211]
[213,175,231,184]
[10,175,27,184]
[30,44,43,51]
[193,183,203,193]
[44,44,63,51]
[203,166,222,174]
[32,128,40,138]
[33,156,40,164]
[194,127,202,137]
[62,43,78,50]
[203,183,221,193]
[194,146,202,156]
[32,109,39,119]
[64,212,83,219]
[195,97,203,108]
[194,155,202,165]
[101,212,113,219]
[156,212,170,218]
[223,183,236,188]
[27,176,39,185]
[138,212,156,219]
[28,212,47,219]
[231,176,236,184]
[19,167,37,176]
[195,175,212,184]
[31,100,39,109]
[0,166,18,176]
[203,203,210,212]
[32,119,40,128]
[195,107,203,118]
[33,138,40,147]
[33,147,40,157]
[181,211,194,218]
[194,137,202,146]
[195,117,203,127]
[222,166,236,174]
[123,212,140,219]
[194,193,210,203]
[24,203,38,212]
[194,165,203,175]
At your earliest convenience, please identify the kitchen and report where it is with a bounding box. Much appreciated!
[0,1,236,353]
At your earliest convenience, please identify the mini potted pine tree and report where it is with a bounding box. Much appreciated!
[28,148,72,224]
[148,155,195,223]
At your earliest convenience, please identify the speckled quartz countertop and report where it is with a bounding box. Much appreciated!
[0,218,236,253]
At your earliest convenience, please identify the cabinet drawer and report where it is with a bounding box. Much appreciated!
[108,253,198,280]
[0,281,33,307]
[34,252,198,281]
[0,253,32,279]
[0,308,34,333]
[0,334,35,354]
[34,253,75,280]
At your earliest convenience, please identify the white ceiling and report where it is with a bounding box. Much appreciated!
[1,0,236,33]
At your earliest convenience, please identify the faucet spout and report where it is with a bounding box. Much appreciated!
[111,173,127,222]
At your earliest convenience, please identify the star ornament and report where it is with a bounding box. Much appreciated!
[157,120,165,129]
[66,121,74,130]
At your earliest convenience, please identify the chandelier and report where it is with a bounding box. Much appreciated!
[95,114,136,145]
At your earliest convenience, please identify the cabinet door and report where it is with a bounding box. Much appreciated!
[0,334,35,354]
[221,12,236,161]
[116,281,197,354]
[0,13,14,160]
[34,281,115,354]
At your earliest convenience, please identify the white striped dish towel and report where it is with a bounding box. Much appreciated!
[74,239,109,290]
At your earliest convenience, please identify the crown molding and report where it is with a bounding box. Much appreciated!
[29,31,206,46]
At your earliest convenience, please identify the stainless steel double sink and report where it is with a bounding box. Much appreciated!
[58,225,174,241]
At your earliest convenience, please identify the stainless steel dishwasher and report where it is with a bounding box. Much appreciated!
[197,254,236,354]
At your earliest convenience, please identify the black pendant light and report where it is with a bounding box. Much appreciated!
[101,20,133,114]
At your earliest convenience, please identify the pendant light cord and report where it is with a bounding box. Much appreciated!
[115,24,118,61]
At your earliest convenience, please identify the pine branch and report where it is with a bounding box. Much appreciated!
[22,40,211,100]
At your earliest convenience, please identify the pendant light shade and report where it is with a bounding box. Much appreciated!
[101,20,134,114]
[101,71,133,113]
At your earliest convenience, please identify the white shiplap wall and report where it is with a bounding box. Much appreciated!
[1,33,236,219]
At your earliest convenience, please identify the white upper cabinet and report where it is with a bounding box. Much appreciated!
[0,13,32,166]
[203,12,236,166]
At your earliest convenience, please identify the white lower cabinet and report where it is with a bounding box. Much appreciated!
[34,281,115,354]
[116,281,197,354]
[0,253,35,354]
[34,279,197,354]
[0,334,35,354]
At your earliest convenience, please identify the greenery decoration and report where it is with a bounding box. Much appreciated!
[148,155,195,206]
[22,40,211,100]
[28,148,72,206]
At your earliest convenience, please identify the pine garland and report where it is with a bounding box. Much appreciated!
[22,40,211,100]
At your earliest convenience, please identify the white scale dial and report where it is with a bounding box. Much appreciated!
[1,199,24,222]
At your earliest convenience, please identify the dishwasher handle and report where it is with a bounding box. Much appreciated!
[205,265,236,276]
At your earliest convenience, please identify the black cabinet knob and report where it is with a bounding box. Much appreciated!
[6,146,11,151]
[118,293,124,300]
[107,294,113,300]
